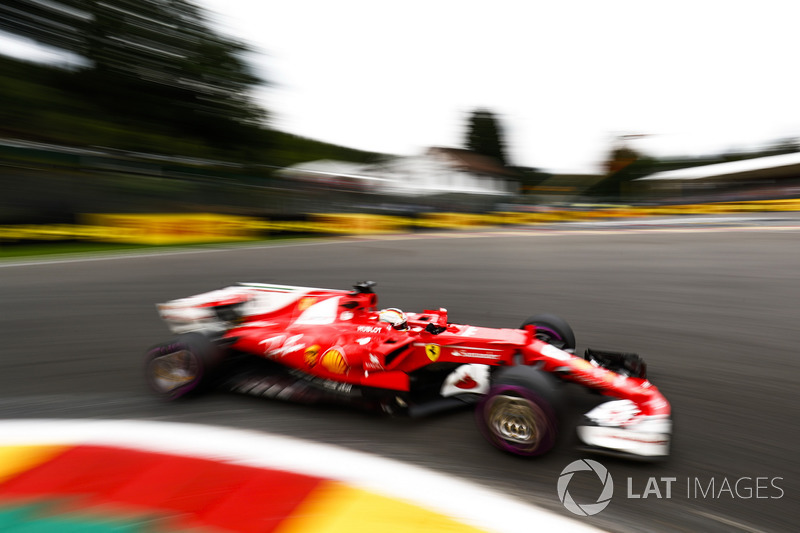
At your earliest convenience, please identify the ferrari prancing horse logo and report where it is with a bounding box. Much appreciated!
[425,344,440,362]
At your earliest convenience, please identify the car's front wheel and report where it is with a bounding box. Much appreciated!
[475,366,561,456]
[520,313,576,353]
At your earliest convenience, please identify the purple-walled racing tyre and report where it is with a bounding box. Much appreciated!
[145,333,220,400]
[476,366,561,456]
[521,313,576,353]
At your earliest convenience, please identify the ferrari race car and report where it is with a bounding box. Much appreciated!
[145,282,672,459]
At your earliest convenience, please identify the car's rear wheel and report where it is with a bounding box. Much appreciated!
[520,313,576,352]
[476,367,561,456]
[145,333,220,400]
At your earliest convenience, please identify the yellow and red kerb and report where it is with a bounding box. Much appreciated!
[0,444,485,533]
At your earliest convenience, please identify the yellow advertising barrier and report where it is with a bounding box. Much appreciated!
[0,225,110,241]
[415,213,491,229]
[2,200,800,245]
[485,212,537,226]
[80,213,260,245]
[308,214,408,234]
[750,199,800,211]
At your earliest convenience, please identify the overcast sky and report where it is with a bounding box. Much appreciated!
[3,0,799,173]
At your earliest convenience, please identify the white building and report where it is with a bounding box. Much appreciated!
[635,151,800,199]
[277,148,518,197]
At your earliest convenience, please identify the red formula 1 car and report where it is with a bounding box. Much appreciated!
[145,282,672,459]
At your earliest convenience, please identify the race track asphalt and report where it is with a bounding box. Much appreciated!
[1,220,798,532]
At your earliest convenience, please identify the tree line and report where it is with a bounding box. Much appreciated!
[4,0,794,201]
[0,0,386,167]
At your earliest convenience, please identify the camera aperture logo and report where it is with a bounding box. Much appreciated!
[558,459,785,518]
[557,459,614,516]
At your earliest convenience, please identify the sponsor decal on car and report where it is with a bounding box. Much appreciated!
[304,345,320,368]
[425,344,441,362]
[357,325,383,334]
[364,354,384,371]
[297,297,316,311]
[440,364,490,396]
[449,348,504,360]
[321,348,348,374]
[455,376,479,389]
[260,334,305,358]
[258,335,285,354]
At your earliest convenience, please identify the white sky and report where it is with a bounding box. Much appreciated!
[4,0,799,173]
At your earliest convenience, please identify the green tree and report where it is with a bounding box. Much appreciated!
[0,1,89,55]
[464,108,508,165]
[0,0,266,150]
[585,142,658,200]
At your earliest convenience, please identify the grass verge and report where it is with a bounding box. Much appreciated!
[0,236,322,260]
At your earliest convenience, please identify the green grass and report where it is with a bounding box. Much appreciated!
[0,235,327,260]
[0,242,157,259]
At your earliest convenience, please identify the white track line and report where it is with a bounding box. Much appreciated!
[690,510,768,533]
[2,221,799,269]
[0,239,346,268]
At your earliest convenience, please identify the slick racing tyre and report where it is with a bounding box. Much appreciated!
[145,333,221,400]
[521,313,576,353]
[475,366,561,456]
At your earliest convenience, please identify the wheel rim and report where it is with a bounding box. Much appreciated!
[486,393,543,452]
[150,349,199,393]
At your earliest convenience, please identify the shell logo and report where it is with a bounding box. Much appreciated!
[304,345,320,368]
[321,348,348,374]
[298,297,316,311]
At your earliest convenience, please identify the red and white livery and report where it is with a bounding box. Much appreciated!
[146,282,672,459]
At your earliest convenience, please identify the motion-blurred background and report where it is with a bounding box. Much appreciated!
[2,1,799,230]
[2,5,800,531]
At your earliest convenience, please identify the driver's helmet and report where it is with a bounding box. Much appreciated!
[379,308,408,330]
